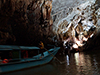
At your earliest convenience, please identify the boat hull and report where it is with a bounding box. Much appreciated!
[0,47,60,73]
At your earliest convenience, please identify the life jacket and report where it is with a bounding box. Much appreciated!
[2,59,9,63]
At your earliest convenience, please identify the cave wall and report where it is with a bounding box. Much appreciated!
[0,0,53,46]
[0,0,100,49]
[51,0,100,50]
[52,0,90,27]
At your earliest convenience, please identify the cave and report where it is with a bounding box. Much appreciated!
[0,0,100,52]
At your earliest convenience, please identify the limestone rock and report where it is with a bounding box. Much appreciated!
[0,0,53,46]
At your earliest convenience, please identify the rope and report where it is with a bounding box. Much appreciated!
[44,47,67,64]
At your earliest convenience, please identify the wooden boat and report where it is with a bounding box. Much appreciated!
[0,45,60,73]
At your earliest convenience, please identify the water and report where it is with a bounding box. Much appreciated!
[1,48,100,75]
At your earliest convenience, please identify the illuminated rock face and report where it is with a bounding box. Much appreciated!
[52,0,100,50]
[52,0,90,25]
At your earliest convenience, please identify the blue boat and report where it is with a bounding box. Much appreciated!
[0,45,60,73]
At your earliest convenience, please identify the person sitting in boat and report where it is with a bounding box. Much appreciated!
[39,41,44,57]
[21,50,28,58]
[0,56,2,64]
[9,51,13,60]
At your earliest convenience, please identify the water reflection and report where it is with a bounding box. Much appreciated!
[74,52,93,75]
[1,50,100,75]
[74,52,79,65]
[74,52,92,66]
[66,55,69,65]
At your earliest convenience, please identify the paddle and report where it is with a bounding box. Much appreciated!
[44,47,67,64]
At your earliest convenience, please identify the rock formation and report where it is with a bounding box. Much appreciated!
[0,0,100,51]
[0,0,53,46]
[52,0,100,51]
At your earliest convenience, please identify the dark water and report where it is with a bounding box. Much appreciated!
[2,48,100,75]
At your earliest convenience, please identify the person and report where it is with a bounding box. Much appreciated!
[9,51,13,59]
[39,41,44,57]
[0,56,2,64]
[21,50,28,58]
